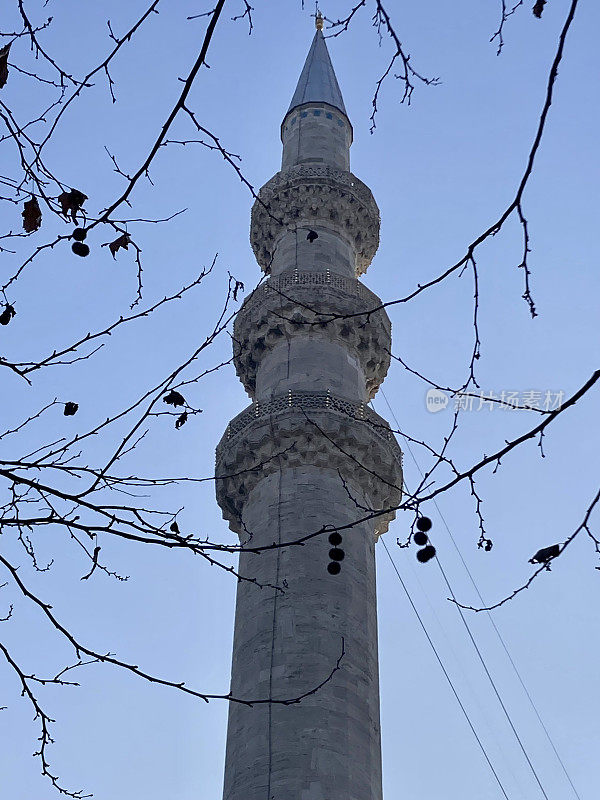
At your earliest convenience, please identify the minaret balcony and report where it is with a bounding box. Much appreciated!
[250,164,380,275]
[233,270,391,400]
[215,389,403,537]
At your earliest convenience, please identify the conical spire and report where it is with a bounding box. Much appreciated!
[286,28,347,117]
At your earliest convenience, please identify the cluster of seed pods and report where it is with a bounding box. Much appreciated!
[326,532,345,575]
[414,516,436,563]
[71,226,90,257]
[325,517,437,573]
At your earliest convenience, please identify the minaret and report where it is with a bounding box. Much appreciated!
[216,17,402,800]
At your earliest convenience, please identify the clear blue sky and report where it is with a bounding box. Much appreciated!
[0,2,598,798]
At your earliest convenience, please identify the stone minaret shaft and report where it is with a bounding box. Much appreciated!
[216,25,402,800]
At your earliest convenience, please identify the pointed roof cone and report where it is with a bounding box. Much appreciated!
[286,28,347,118]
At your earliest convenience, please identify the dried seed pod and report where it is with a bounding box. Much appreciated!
[416,545,436,564]
[0,304,16,326]
[71,242,90,257]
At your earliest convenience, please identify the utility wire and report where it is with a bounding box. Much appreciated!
[436,557,549,799]
[437,507,578,799]
[401,536,529,799]
[380,537,511,800]
[378,388,582,800]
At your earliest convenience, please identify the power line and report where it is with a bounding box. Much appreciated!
[380,537,512,800]
[436,557,549,799]
[400,538,530,799]
[426,483,581,800]
[377,388,582,800]
[432,494,581,800]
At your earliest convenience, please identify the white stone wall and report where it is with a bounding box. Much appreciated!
[270,227,357,278]
[281,103,353,171]
[218,86,400,800]
[222,467,383,800]
[255,338,366,402]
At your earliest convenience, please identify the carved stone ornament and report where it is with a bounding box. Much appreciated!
[234,270,391,399]
[215,391,403,536]
[250,164,380,275]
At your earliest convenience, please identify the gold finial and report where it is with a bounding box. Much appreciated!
[315,12,324,30]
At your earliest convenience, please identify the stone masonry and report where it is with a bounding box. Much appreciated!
[216,24,403,800]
